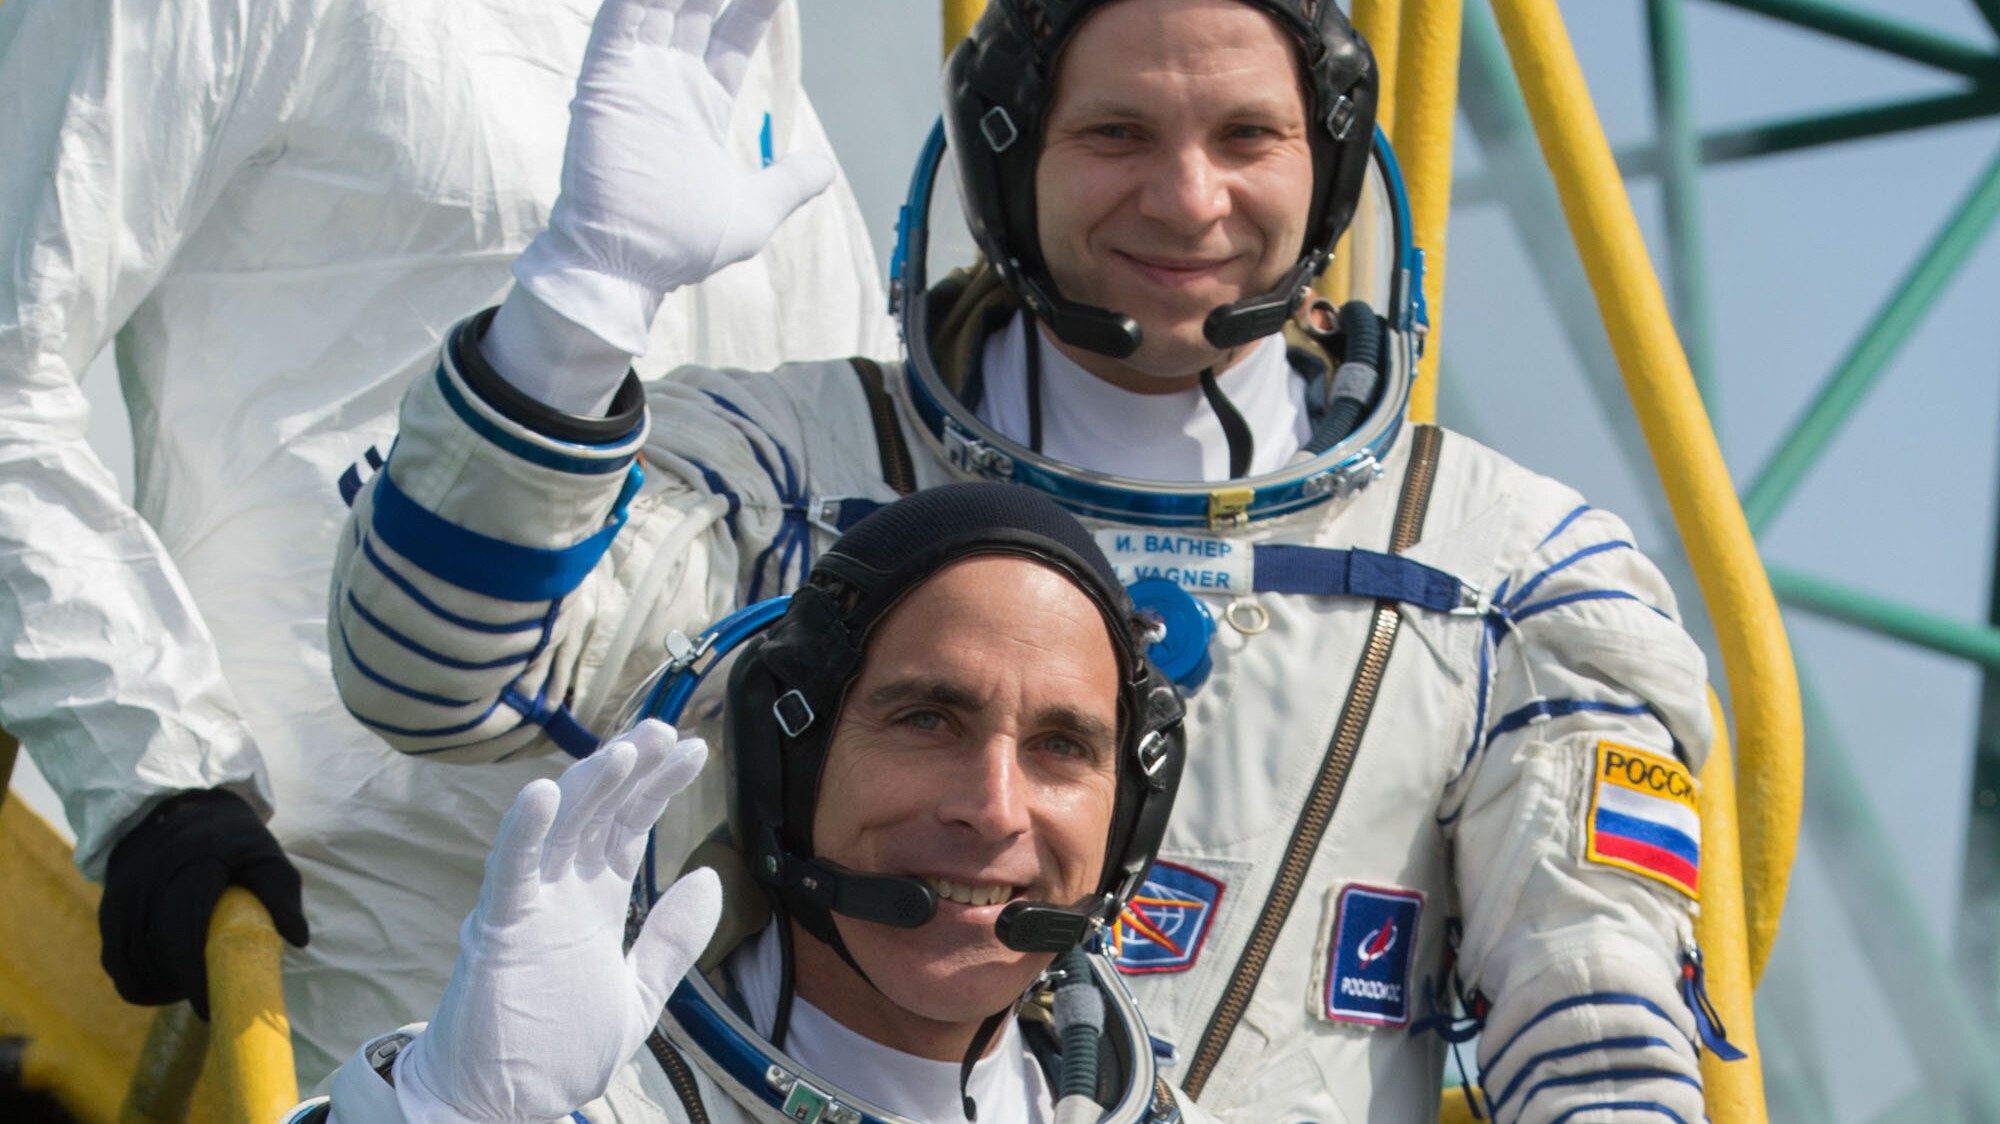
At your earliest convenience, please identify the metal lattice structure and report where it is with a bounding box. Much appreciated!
[1452,1,2000,1119]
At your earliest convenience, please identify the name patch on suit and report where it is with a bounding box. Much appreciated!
[1095,530,1252,593]
[1111,860,1225,975]
[1323,884,1423,1027]
[1585,740,1700,899]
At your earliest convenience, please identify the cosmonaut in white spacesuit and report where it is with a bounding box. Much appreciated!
[290,483,1214,1124]
[329,0,1741,1119]
[0,0,890,1080]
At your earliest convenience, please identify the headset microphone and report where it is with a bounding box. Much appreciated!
[780,856,939,930]
[995,895,1112,954]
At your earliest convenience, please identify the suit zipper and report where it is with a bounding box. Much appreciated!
[646,1029,712,1124]
[1181,425,1443,1100]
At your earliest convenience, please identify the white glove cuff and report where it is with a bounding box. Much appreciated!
[511,228,667,359]
[485,286,636,416]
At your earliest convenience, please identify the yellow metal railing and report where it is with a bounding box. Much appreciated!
[943,0,984,54]
[2,761,293,1123]
[203,889,297,1123]
[1692,688,1770,1117]
[1386,0,1461,426]
[1488,0,1802,985]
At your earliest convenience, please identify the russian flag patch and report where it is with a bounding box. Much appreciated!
[1586,741,1700,899]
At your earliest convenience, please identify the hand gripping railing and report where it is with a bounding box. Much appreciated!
[120,889,297,1124]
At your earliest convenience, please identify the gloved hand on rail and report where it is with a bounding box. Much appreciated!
[99,787,310,1020]
[483,0,836,413]
[392,720,722,1122]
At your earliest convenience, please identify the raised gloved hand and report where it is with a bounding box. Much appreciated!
[99,788,310,1020]
[394,720,721,1123]
[514,0,836,358]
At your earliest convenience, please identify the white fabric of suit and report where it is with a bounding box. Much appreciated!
[284,952,1211,1124]
[331,314,1718,1123]
[0,0,893,1082]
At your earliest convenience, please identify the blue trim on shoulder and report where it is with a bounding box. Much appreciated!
[683,455,743,538]
[1484,993,1692,1078]
[1488,1037,1684,1111]
[434,366,639,474]
[361,536,548,634]
[1464,624,1495,768]
[700,391,815,602]
[1505,540,1635,610]
[1511,589,1669,624]
[1537,504,1596,549]
[1486,698,1654,747]
[370,466,638,603]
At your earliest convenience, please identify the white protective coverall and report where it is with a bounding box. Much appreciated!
[0,0,892,1080]
[330,261,1722,1121]
[281,922,1213,1124]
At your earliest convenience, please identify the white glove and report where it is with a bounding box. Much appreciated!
[393,721,723,1123]
[513,0,836,358]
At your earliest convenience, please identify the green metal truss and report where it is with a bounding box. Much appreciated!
[1453,1,2000,1117]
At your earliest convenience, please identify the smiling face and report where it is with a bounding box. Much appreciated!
[793,555,1121,1059]
[1035,0,1315,392]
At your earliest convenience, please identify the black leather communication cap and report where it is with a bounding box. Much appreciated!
[726,481,1186,954]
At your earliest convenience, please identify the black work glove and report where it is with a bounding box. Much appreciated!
[99,788,309,1018]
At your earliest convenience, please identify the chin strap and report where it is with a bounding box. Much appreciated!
[771,908,798,1051]
[957,1005,1014,1122]
[1028,321,1257,479]
[1198,367,1255,478]
[1026,316,1047,454]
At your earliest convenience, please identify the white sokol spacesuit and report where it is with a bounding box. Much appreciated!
[302,490,1216,1124]
[0,0,890,1080]
[329,1,1731,1120]
[285,930,1207,1124]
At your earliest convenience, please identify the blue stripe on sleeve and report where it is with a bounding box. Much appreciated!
[1593,808,1700,865]
[345,591,536,672]
[434,366,640,475]
[345,693,515,743]
[369,467,637,603]
[1546,1101,1688,1124]
[1515,1070,1700,1122]
[1483,993,1691,1077]
[1488,1036,1682,1111]
[1486,698,1654,746]
[360,536,550,634]
[337,618,484,708]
